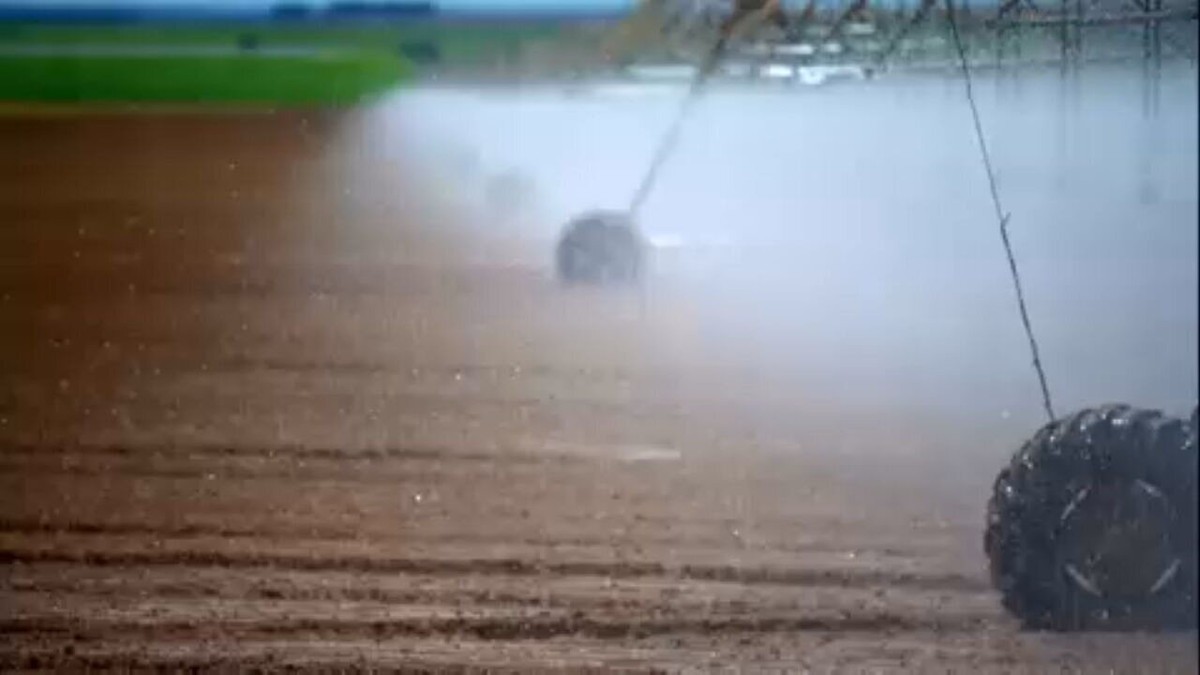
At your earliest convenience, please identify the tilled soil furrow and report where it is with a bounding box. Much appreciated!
[6,582,633,610]
[5,563,1000,618]
[0,442,566,465]
[0,518,364,542]
[3,633,1191,674]
[0,612,994,642]
[6,577,997,617]
[0,517,946,559]
[0,460,496,484]
[0,654,623,674]
[0,548,989,592]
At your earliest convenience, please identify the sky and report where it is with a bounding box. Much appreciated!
[0,0,635,8]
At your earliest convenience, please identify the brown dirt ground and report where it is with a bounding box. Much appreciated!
[0,110,1195,673]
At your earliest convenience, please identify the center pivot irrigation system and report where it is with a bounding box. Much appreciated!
[553,0,1197,631]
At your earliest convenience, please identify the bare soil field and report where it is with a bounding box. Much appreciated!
[0,110,1195,672]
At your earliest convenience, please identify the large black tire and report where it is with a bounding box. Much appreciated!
[555,211,645,286]
[985,404,1198,631]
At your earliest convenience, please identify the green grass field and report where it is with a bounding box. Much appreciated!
[0,51,412,105]
[0,21,563,105]
[0,22,562,64]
